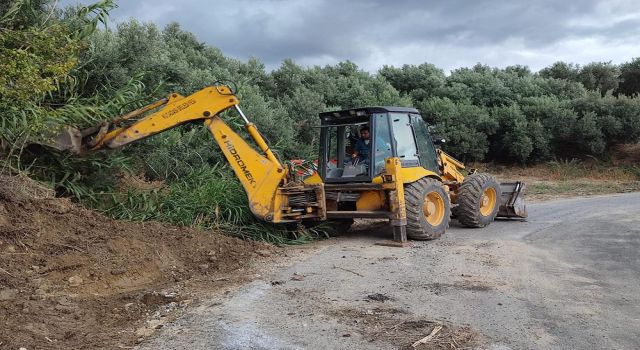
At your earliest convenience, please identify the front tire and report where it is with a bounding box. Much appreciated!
[405,178,451,240]
[453,173,501,228]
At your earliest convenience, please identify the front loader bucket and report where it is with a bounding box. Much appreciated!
[497,181,527,219]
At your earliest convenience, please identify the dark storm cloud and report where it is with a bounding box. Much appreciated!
[60,0,640,71]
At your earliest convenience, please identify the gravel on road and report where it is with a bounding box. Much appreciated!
[139,193,640,350]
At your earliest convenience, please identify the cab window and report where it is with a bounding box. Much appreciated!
[373,113,392,174]
[411,115,439,172]
[391,113,419,167]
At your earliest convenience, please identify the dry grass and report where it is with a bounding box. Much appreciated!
[469,149,640,201]
[525,180,640,201]
[611,143,640,164]
[332,307,482,349]
[0,173,55,200]
[473,159,639,182]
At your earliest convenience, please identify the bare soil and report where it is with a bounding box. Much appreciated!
[0,175,278,349]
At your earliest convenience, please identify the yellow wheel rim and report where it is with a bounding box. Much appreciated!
[423,191,445,226]
[479,187,497,217]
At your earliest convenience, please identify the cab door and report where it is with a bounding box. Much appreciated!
[389,113,439,173]
[410,114,440,173]
[372,113,393,175]
[390,113,420,168]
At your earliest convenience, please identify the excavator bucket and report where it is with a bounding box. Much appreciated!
[37,125,97,155]
[33,97,171,155]
[49,127,82,153]
[497,181,527,219]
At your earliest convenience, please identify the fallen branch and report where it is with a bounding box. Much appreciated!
[332,265,364,277]
[0,266,15,278]
[412,324,443,348]
[390,320,406,330]
[52,243,86,253]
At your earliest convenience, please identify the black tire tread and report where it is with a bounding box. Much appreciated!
[454,173,501,228]
[405,178,451,240]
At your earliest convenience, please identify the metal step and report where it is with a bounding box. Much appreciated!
[326,210,392,219]
[324,183,385,191]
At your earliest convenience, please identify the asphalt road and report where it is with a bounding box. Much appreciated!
[139,193,640,350]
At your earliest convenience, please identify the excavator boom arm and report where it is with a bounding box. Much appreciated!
[49,85,325,223]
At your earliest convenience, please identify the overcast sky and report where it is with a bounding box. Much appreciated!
[60,0,640,72]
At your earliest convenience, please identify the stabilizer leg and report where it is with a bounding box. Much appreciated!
[376,219,410,247]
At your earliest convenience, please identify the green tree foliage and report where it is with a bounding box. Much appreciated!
[417,97,497,161]
[379,63,446,101]
[577,62,620,97]
[77,20,229,95]
[617,57,640,97]
[393,60,639,163]
[519,96,575,158]
[1,0,117,148]
[539,61,580,81]
[0,0,82,105]
[2,1,638,168]
[571,93,640,146]
[0,23,80,103]
[490,105,534,163]
[444,64,515,107]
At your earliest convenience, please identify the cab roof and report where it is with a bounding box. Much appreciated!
[319,106,420,119]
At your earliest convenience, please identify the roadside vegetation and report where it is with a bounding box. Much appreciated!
[475,143,640,200]
[2,1,640,242]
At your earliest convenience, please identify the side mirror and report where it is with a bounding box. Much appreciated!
[432,135,446,145]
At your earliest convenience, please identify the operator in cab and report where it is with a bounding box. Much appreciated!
[351,125,392,174]
[351,126,371,163]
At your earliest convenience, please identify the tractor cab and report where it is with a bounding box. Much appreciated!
[318,107,440,183]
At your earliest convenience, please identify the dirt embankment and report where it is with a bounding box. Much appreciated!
[0,175,278,349]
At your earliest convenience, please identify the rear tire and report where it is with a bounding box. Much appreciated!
[405,178,451,240]
[453,173,501,228]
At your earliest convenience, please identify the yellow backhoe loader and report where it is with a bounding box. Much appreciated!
[48,84,527,245]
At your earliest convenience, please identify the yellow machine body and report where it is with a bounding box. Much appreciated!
[47,85,526,244]
[51,85,325,224]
